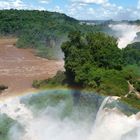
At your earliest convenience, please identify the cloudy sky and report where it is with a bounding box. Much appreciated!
[0,0,140,20]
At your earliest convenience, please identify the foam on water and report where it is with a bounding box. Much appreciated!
[0,90,140,140]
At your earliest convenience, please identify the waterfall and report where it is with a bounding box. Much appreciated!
[94,97,111,127]
[109,23,140,48]
[0,90,140,140]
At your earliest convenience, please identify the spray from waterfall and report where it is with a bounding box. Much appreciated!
[0,90,140,140]
[109,23,140,49]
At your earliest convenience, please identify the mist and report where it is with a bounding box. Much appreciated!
[0,90,140,140]
[109,23,140,49]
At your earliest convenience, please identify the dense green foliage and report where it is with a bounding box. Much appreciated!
[123,42,140,65]
[62,31,124,86]
[0,10,79,36]
[61,31,140,108]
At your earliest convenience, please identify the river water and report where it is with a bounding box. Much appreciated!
[0,89,140,140]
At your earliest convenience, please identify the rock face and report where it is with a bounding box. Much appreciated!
[0,38,64,97]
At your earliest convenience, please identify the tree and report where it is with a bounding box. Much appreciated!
[62,31,123,87]
[123,42,140,65]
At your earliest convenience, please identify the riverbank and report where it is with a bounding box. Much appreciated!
[0,38,64,98]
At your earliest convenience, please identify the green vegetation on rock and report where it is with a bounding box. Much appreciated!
[32,71,66,88]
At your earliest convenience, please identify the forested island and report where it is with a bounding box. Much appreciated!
[0,10,140,109]
[33,31,140,109]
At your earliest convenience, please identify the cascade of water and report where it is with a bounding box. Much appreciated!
[109,24,140,48]
[94,97,111,127]
[0,90,140,140]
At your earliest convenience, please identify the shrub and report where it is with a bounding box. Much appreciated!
[32,71,66,88]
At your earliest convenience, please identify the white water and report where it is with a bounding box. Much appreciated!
[109,23,140,49]
[94,97,111,127]
[1,95,140,140]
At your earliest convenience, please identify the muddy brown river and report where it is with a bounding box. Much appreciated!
[0,38,64,98]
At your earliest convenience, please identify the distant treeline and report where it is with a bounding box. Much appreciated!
[0,10,103,59]
[0,10,78,35]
